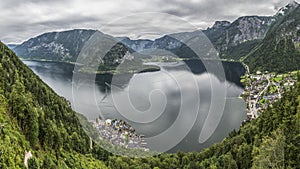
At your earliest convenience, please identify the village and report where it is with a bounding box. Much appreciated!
[241,71,298,121]
[90,71,299,151]
[91,118,149,151]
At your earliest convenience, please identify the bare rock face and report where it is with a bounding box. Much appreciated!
[276,1,299,17]
[14,29,96,62]
[227,16,275,45]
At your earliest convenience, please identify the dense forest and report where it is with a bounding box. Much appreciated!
[1,41,300,168]
[245,5,300,73]
[0,41,109,168]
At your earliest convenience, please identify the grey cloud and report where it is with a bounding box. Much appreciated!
[0,0,68,8]
[160,0,281,22]
[34,16,100,27]
[0,0,296,43]
[99,13,199,39]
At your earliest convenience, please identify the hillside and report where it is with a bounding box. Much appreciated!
[205,16,274,59]
[13,29,134,66]
[0,41,109,168]
[245,2,300,73]
[13,29,96,62]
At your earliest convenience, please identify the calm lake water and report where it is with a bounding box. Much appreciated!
[23,59,246,153]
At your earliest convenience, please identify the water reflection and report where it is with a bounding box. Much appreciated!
[23,60,246,152]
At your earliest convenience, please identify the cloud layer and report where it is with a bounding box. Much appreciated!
[0,0,295,43]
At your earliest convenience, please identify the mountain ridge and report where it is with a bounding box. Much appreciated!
[11,14,276,63]
[244,2,300,73]
[11,2,300,65]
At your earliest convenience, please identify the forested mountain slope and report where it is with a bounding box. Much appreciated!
[245,3,300,73]
[0,41,109,168]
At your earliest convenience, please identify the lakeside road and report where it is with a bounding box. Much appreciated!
[241,62,250,75]
[252,75,271,117]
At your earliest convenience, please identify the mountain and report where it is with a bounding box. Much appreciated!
[7,44,18,50]
[116,37,153,51]
[14,29,96,62]
[205,16,274,59]
[276,0,299,17]
[117,33,189,52]
[117,16,274,60]
[13,29,138,73]
[13,15,275,63]
[245,2,300,73]
[13,2,298,69]
[0,41,109,168]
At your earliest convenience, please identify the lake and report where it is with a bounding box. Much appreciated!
[23,59,246,153]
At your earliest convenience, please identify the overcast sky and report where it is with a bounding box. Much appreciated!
[0,0,296,44]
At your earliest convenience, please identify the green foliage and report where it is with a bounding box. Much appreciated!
[222,40,261,60]
[28,157,39,169]
[0,42,108,168]
[0,94,29,169]
[245,6,300,73]
[252,128,285,169]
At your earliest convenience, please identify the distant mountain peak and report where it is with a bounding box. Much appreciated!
[276,1,299,16]
[289,0,299,6]
[211,21,231,29]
